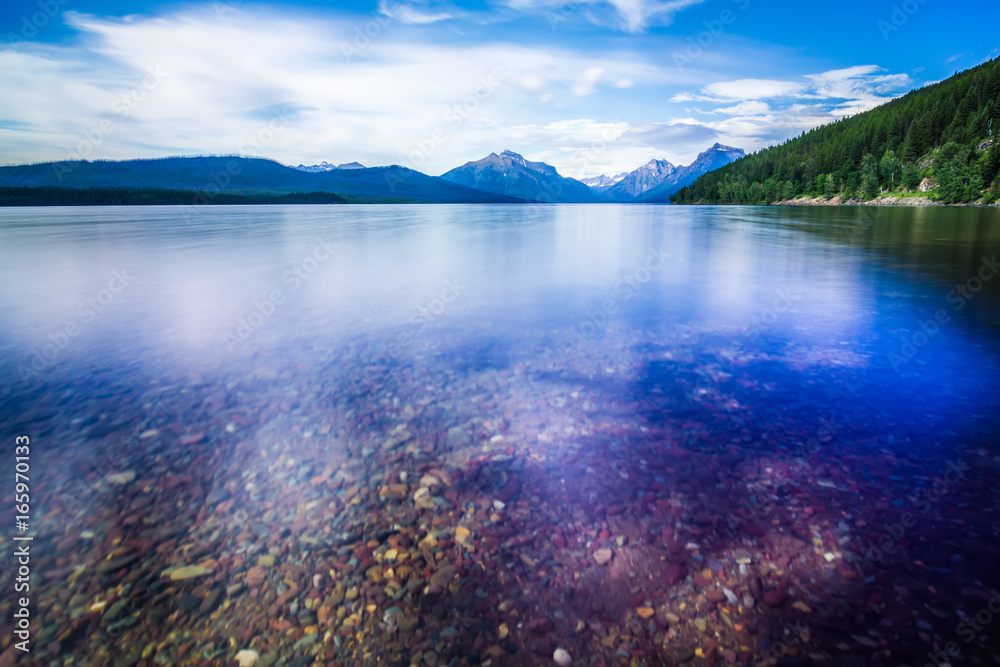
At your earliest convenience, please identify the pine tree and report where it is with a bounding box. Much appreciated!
[861,154,879,199]
[984,141,1000,186]
[670,56,1000,204]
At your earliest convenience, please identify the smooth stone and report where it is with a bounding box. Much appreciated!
[664,562,686,585]
[101,600,129,625]
[198,588,221,615]
[97,554,140,574]
[706,590,726,603]
[235,650,259,667]
[398,615,419,632]
[169,565,212,580]
[257,652,279,667]
[178,595,201,613]
[553,648,573,665]
[146,608,169,625]
[593,548,613,565]
[106,471,136,485]
[430,565,455,587]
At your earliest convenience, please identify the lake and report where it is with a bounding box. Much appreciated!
[2,204,999,666]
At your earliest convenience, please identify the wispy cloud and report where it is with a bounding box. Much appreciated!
[378,0,461,25]
[571,66,604,96]
[502,0,707,32]
[664,65,913,155]
[0,3,923,179]
[0,8,679,173]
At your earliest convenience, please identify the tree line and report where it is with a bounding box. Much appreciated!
[0,186,347,206]
[672,56,1000,206]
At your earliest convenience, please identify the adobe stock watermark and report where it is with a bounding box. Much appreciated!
[348,279,465,389]
[845,458,970,575]
[340,1,410,60]
[561,246,670,353]
[545,1,580,28]
[877,0,929,41]
[223,235,336,350]
[213,0,243,20]
[180,108,292,222]
[794,415,841,456]
[844,205,886,244]
[682,287,797,404]
[947,589,1000,652]
[742,289,797,341]
[673,0,751,71]
[725,416,841,530]
[62,396,176,507]
[889,255,998,372]
[385,73,501,192]
[3,0,71,51]
[512,122,624,231]
[53,65,169,181]
[17,268,133,384]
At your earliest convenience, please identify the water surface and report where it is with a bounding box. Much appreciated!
[1,204,999,665]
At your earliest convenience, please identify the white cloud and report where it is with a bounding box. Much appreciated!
[803,65,912,113]
[502,0,707,32]
[712,100,772,116]
[0,8,674,174]
[675,66,911,112]
[703,78,803,101]
[520,73,546,91]
[571,67,604,96]
[378,0,459,24]
[660,65,915,157]
[0,5,922,182]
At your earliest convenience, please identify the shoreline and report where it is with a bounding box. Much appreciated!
[693,194,1000,208]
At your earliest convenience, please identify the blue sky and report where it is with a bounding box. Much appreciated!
[2,0,998,177]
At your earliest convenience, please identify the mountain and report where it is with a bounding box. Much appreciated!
[294,161,366,172]
[672,56,1000,205]
[0,186,348,206]
[580,172,628,191]
[602,159,676,200]
[580,144,745,202]
[0,156,525,204]
[439,149,600,203]
[637,144,746,202]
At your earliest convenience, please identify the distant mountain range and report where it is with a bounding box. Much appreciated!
[0,156,523,204]
[439,149,600,203]
[0,143,745,205]
[579,172,628,190]
[293,161,365,173]
[603,159,677,200]
[590,144,746,202]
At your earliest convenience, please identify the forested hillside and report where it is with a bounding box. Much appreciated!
[673,56,1000,205]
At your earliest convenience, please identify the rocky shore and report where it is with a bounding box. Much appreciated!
[2,322,999,667]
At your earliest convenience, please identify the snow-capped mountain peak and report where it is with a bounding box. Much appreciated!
[293,161,366,173]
